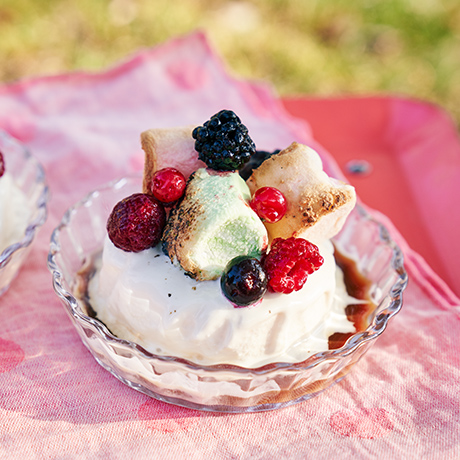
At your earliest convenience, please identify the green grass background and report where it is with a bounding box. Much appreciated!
[1,0,459,126]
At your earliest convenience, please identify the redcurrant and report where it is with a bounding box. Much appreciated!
[250,187,287,223]
[149,167,186,205]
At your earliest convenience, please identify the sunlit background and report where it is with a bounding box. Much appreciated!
[1,0,459,126]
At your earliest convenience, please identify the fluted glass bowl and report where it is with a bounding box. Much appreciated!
[48,175,407,413]
[0,131,49,296]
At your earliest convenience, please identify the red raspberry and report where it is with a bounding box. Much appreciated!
[250,187,287,223]
[262,237,324,294]
[107,193,166,253]
[149,168,186,205]
[0,151,5,178]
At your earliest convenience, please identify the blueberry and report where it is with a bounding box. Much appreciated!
[221,256,268,307]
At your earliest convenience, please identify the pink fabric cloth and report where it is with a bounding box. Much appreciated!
[0,32,459,459]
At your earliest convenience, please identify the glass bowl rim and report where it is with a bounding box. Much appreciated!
[0,130,50,268]
[48,175,408,375]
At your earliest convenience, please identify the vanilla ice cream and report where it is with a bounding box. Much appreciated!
[0,172,32,253]
[88,236,360,368]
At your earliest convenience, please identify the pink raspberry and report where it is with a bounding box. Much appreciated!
[107,193,166,253]
[262,237,324,294]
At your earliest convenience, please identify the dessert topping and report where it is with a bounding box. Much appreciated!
[132,110,355,306]
[0,151,4,178]
[262,237,324,294]
[220,256,268,307]
[192,110,256,171]
[107,193,166,253]
[250,186,287,223]
[149,167,186,205]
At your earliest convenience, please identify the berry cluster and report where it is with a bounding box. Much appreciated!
[220,237,323,305]
[192,110,256,171]
[106,110,326,309]
[262,237,324,294]
[107,167,186,253]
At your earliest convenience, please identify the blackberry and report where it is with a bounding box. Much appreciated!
[238,149,280,180]
[192,110,256,171]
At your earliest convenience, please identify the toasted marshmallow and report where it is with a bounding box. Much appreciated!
[247,142,356,244]
[141,126,205,193]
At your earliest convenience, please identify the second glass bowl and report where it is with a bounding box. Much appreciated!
[0,131,49,296]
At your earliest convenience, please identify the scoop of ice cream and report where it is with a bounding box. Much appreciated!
[89,237,356,367]
[0,173,32,252]
[247,143,356,244]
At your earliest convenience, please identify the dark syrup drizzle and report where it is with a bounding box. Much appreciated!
[328,248,374,349]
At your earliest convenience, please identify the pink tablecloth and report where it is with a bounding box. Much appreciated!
[0,32,459,459]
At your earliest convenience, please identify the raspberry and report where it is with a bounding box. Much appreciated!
[149,167,186,205]
[250,187,287,223]
[0,151,4,178]
[221,256,267,307]
[192,110,256,171]
[262,237,324,294]
[107,193,166,253]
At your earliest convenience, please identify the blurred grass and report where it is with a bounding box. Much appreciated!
[1,0,459,126]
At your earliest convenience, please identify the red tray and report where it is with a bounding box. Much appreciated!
[282,96,460,297]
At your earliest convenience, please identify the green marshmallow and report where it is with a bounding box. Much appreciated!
[162,168,268,281]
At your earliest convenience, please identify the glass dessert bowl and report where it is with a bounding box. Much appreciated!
[48,175,407,413]
[0,131,49,296]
